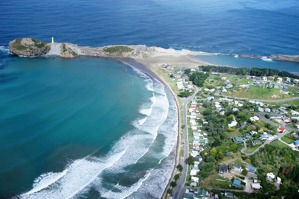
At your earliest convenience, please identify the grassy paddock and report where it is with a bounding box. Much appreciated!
[270,140,289,148]
[281,136,294,144]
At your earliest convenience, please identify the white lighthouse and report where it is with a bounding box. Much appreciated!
[51,37,54,43]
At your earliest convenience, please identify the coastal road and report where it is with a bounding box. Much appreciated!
[219,95,299,103]
[172,87,198,199]
[241,113,297,156]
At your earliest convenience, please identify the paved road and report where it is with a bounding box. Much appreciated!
[172,88,198,199]
[241,113,297,156]
[220,95,299,103]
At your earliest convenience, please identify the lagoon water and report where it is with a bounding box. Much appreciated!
[0,0,299,198]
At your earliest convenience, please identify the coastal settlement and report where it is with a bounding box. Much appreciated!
[8,38,299,199]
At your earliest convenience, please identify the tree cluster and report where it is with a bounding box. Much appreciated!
[189,72,209,87]
[201,65,299,78]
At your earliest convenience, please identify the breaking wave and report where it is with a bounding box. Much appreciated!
[18,64,178,199]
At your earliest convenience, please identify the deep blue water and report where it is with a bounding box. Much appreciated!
[0,0,299,56]
[0,0,299,198]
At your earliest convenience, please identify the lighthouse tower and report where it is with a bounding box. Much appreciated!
[51,37,54,43]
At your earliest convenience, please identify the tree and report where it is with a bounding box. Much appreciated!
[177,164,183,172]
[170,181,177,187]
[241,168,248,176]
[174,174,180,181]
[186,156,194,165]
[184,68,191,75]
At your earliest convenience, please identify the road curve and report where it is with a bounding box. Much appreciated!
[172,87,198,199]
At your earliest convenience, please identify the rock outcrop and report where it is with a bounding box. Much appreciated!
[270,55,299,63]
[9,38,50,56]
[60,43,78,58]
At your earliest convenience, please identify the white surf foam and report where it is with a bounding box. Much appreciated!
[20,149,127,199]
[19,63,177,199]
[261,56,273,62]
[101,169,153,199]
[0,46,9,55]
[23,170,68,196]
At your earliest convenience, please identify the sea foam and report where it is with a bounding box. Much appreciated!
[19,64,177,199]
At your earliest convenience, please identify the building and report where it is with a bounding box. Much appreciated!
[228,121,238,128]
[282,117,291,123]
[260,133,270,140]
[233,137,243,143]
[277,127,286,133]
[219,164,229,173]
[251,182,261,190]
[252,140,262,146]
[245,164,257,173]
[232,179,241,187]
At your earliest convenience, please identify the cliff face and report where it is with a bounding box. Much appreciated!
[9,38,50,56]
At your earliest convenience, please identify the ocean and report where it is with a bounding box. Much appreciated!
[0,0,299,198]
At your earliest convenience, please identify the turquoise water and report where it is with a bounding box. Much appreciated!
[0,56,178,198]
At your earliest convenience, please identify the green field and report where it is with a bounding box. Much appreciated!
[201,174,232,189]
[270,140,289,148]
[281,136,294,144]
[245,145,261,153]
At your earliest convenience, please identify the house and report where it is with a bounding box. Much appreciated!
[251,182,261,190]
[194,189,209,199]
[258,107,264,112]
[269,113,283,119]
[277,127,286,133]
[260,133,270,140]
[279,108,288,114]
[219,164,229,173]
[252,140,262,146]
[282,117,291,123]
[277,77,283,83]
[233,137,243,143]
[292,133,299,139]
[232,179,241,187]
[224,192,234,198]
[291,110,299,116]
[294,140,299,147]
[267,172,276,181]
[262,76,267,81]
[191,176,199,183]
[228,121,238,128]
[295,122,299,129]
[177,81,185,90]
[265,108,271,113]
[250,116,259,122]
[294,79,299,84]
[226,84,233,89]
[281,85,289,91]
[232,108,239,112]
[239,84,249,89]
[245,164,257,173]
[232,164,242,172]
[244,133,251,140]
[250,131,258,136]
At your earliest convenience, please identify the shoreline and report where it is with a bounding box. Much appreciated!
[119,58,183,199]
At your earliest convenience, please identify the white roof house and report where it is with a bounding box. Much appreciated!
[228,121,238,128]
